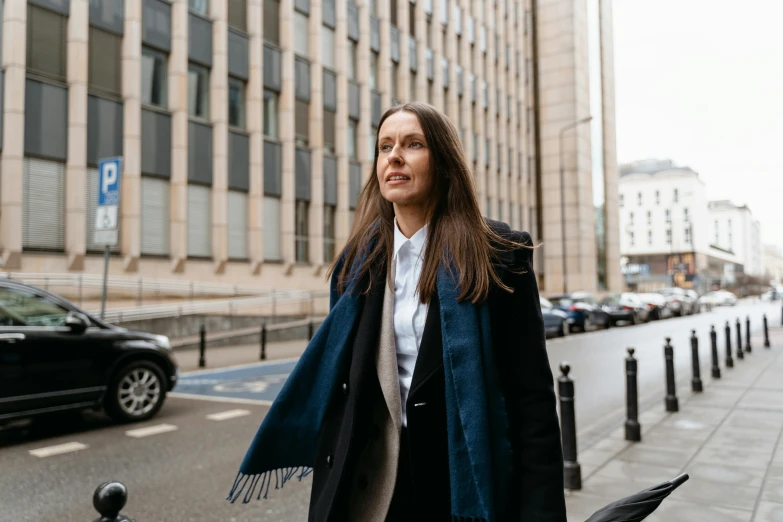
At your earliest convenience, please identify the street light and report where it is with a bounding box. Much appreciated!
[559,115,593,293]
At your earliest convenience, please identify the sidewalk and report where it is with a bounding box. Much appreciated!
[175,339,308,372]
[566,327,783,522]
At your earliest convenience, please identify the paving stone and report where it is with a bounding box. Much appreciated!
[673,473,760,511]
[644,498,751,522]
[617,444,697,468]
[693,446,773,470]
[740,390,783,412]
[754,500,783,522]
[724,410,783,432]
[592,459,682,485]
[685,462,768,488]
[762,478,783,504]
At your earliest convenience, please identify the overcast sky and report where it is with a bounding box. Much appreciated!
[612,1,783,249]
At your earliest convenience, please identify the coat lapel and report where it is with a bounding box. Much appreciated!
[409,290,442,396]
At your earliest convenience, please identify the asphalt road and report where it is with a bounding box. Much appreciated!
[1,299,780,521]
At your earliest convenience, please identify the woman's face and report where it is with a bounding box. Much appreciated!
[376,111,432,214]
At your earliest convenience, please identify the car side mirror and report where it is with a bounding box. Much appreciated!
[65,311,90,333]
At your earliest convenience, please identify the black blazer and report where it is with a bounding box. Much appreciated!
[309,220,566,522]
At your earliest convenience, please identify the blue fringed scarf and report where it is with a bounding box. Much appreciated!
[228,259,512,522]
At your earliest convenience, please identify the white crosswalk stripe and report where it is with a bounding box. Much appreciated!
[206,409,252,421]
[125,423,179,438]
[29,442,88,458]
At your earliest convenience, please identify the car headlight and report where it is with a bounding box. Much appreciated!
[154,335,172,351]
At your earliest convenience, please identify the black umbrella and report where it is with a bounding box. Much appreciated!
[584,473,689,522]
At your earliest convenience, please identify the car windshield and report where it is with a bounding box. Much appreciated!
[540,297,553,309]
[549,297,573,307]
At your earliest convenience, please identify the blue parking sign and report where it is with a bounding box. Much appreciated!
[98,157,122,206]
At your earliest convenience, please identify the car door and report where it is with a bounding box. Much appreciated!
[0,307,28,418]
[0,286,110,414]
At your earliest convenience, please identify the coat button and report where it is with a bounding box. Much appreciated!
[326,454,333,468]
[357,474,368,491]
[342,382,348,395]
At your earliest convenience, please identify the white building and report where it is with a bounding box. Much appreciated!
[708,201,763,277]
[618,159,756,291]
[764,245,783,284]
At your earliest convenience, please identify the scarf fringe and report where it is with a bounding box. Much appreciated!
[226,468,313,504]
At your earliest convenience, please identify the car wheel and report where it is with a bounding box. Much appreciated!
[630,314,637,326]
[105,360,167,423]
[583,316,593,332]
[559,322,569,337]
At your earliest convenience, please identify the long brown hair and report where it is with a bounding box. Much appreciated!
[328,102,527,304]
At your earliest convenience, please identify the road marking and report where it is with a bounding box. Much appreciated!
[29,442,88,458]
[181,357,301,377]
[125,423,179,438]
[169,392,273,406]
[206,409,252,421]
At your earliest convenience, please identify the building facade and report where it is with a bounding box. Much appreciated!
[0,0,617,295]
[619,159,763,292]
[763,245,783,284]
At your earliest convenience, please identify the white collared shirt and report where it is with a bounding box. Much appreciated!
[392,218,429,427]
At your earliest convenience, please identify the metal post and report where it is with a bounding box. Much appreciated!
[100,245,110,320]
[764,314,771,348]
[664,337,679,412]
[557,362,581,490]
[199,324,206,368]
[92,481,135,522]
[260,324,267,360]
[78,274,83,307]
[624,348,641,442]
[710,325,721,379]
[745,316,752,353]
[690,330,703,392]
[137,278,143,306]
[736,318,744,360]
[725,321,734,368]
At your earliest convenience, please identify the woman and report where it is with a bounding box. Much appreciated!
[229,102,566,522]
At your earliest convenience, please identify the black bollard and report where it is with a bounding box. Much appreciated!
[260,324,267,360]
[745,316,752,353]
[710,325,721,379]
[625,348,641,442]
[725,321,734,368]
[558,362,582,490]
[765,314,771,348]
[736,318,744,360]
[664,338,679,412]
[690,330,703,392]
[92,481,136,522]
[198,324,206,368]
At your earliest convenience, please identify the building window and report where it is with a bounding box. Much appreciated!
[637,192,642,206]
[370,52,379,90]
[295,100,309,147]
[27,4,67,82]
[683,207,689,222]
[629,231,635,246]
[647,211,652,225]
[187,184,212,257]
[648,230,652,245]
[369,0,378,17]
[295,200,309,263]
[666,229,672,244]
[391,63,399,101]
[409,0,416,34]
[324,205,336,263]
[89,27,122,97]
[714,221,719,244]
[264,0,280,45]
[189,0,208,16]
[629,212,634,226]
[294,12,309,57]
[228,77,246,129]
[655,190,660,205]
[665,209,671,223]
[369,125,378,159]
[348,41,358,80]
[390,0,398,26]
[619,194,624,207]
[685,226,691,244]
[348,119,358,160]
[323,109,336,155]
[322,26,336,69]
[673,188,679,203]
[263,196,281,260]
[228,0,247,32]
[141,47,168,108]
[188,63,210,119]
[263,90,278,138]
[227,190,249,259]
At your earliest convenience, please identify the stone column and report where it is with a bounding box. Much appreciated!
[0,0,26,269]
[247,0,264,274]
[211,0,229,273]
[121,0,142,272]
[334,0,351,249]
[169,0,189,273]
[309,0,324,271]
[279,0,295,270]
[357,0,372,195]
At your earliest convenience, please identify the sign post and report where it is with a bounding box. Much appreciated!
[95,157,122,319]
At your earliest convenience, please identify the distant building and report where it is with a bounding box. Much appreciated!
[618,160,759,292]
[763,245,783,284]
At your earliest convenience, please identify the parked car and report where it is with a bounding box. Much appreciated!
[0,279,178,426]
[637,293,673,320]
[600,293,650,326]
[657,287,697,316]
[698,290,738,307]
[540,297,570,338]
[548,292,612,332]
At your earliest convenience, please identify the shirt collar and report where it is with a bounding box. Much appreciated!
[393,218,429,259]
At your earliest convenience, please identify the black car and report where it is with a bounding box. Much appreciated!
[600,293,650,326]
[0,279,178,426]
[548,292,612,332]
[540,297,570,338]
